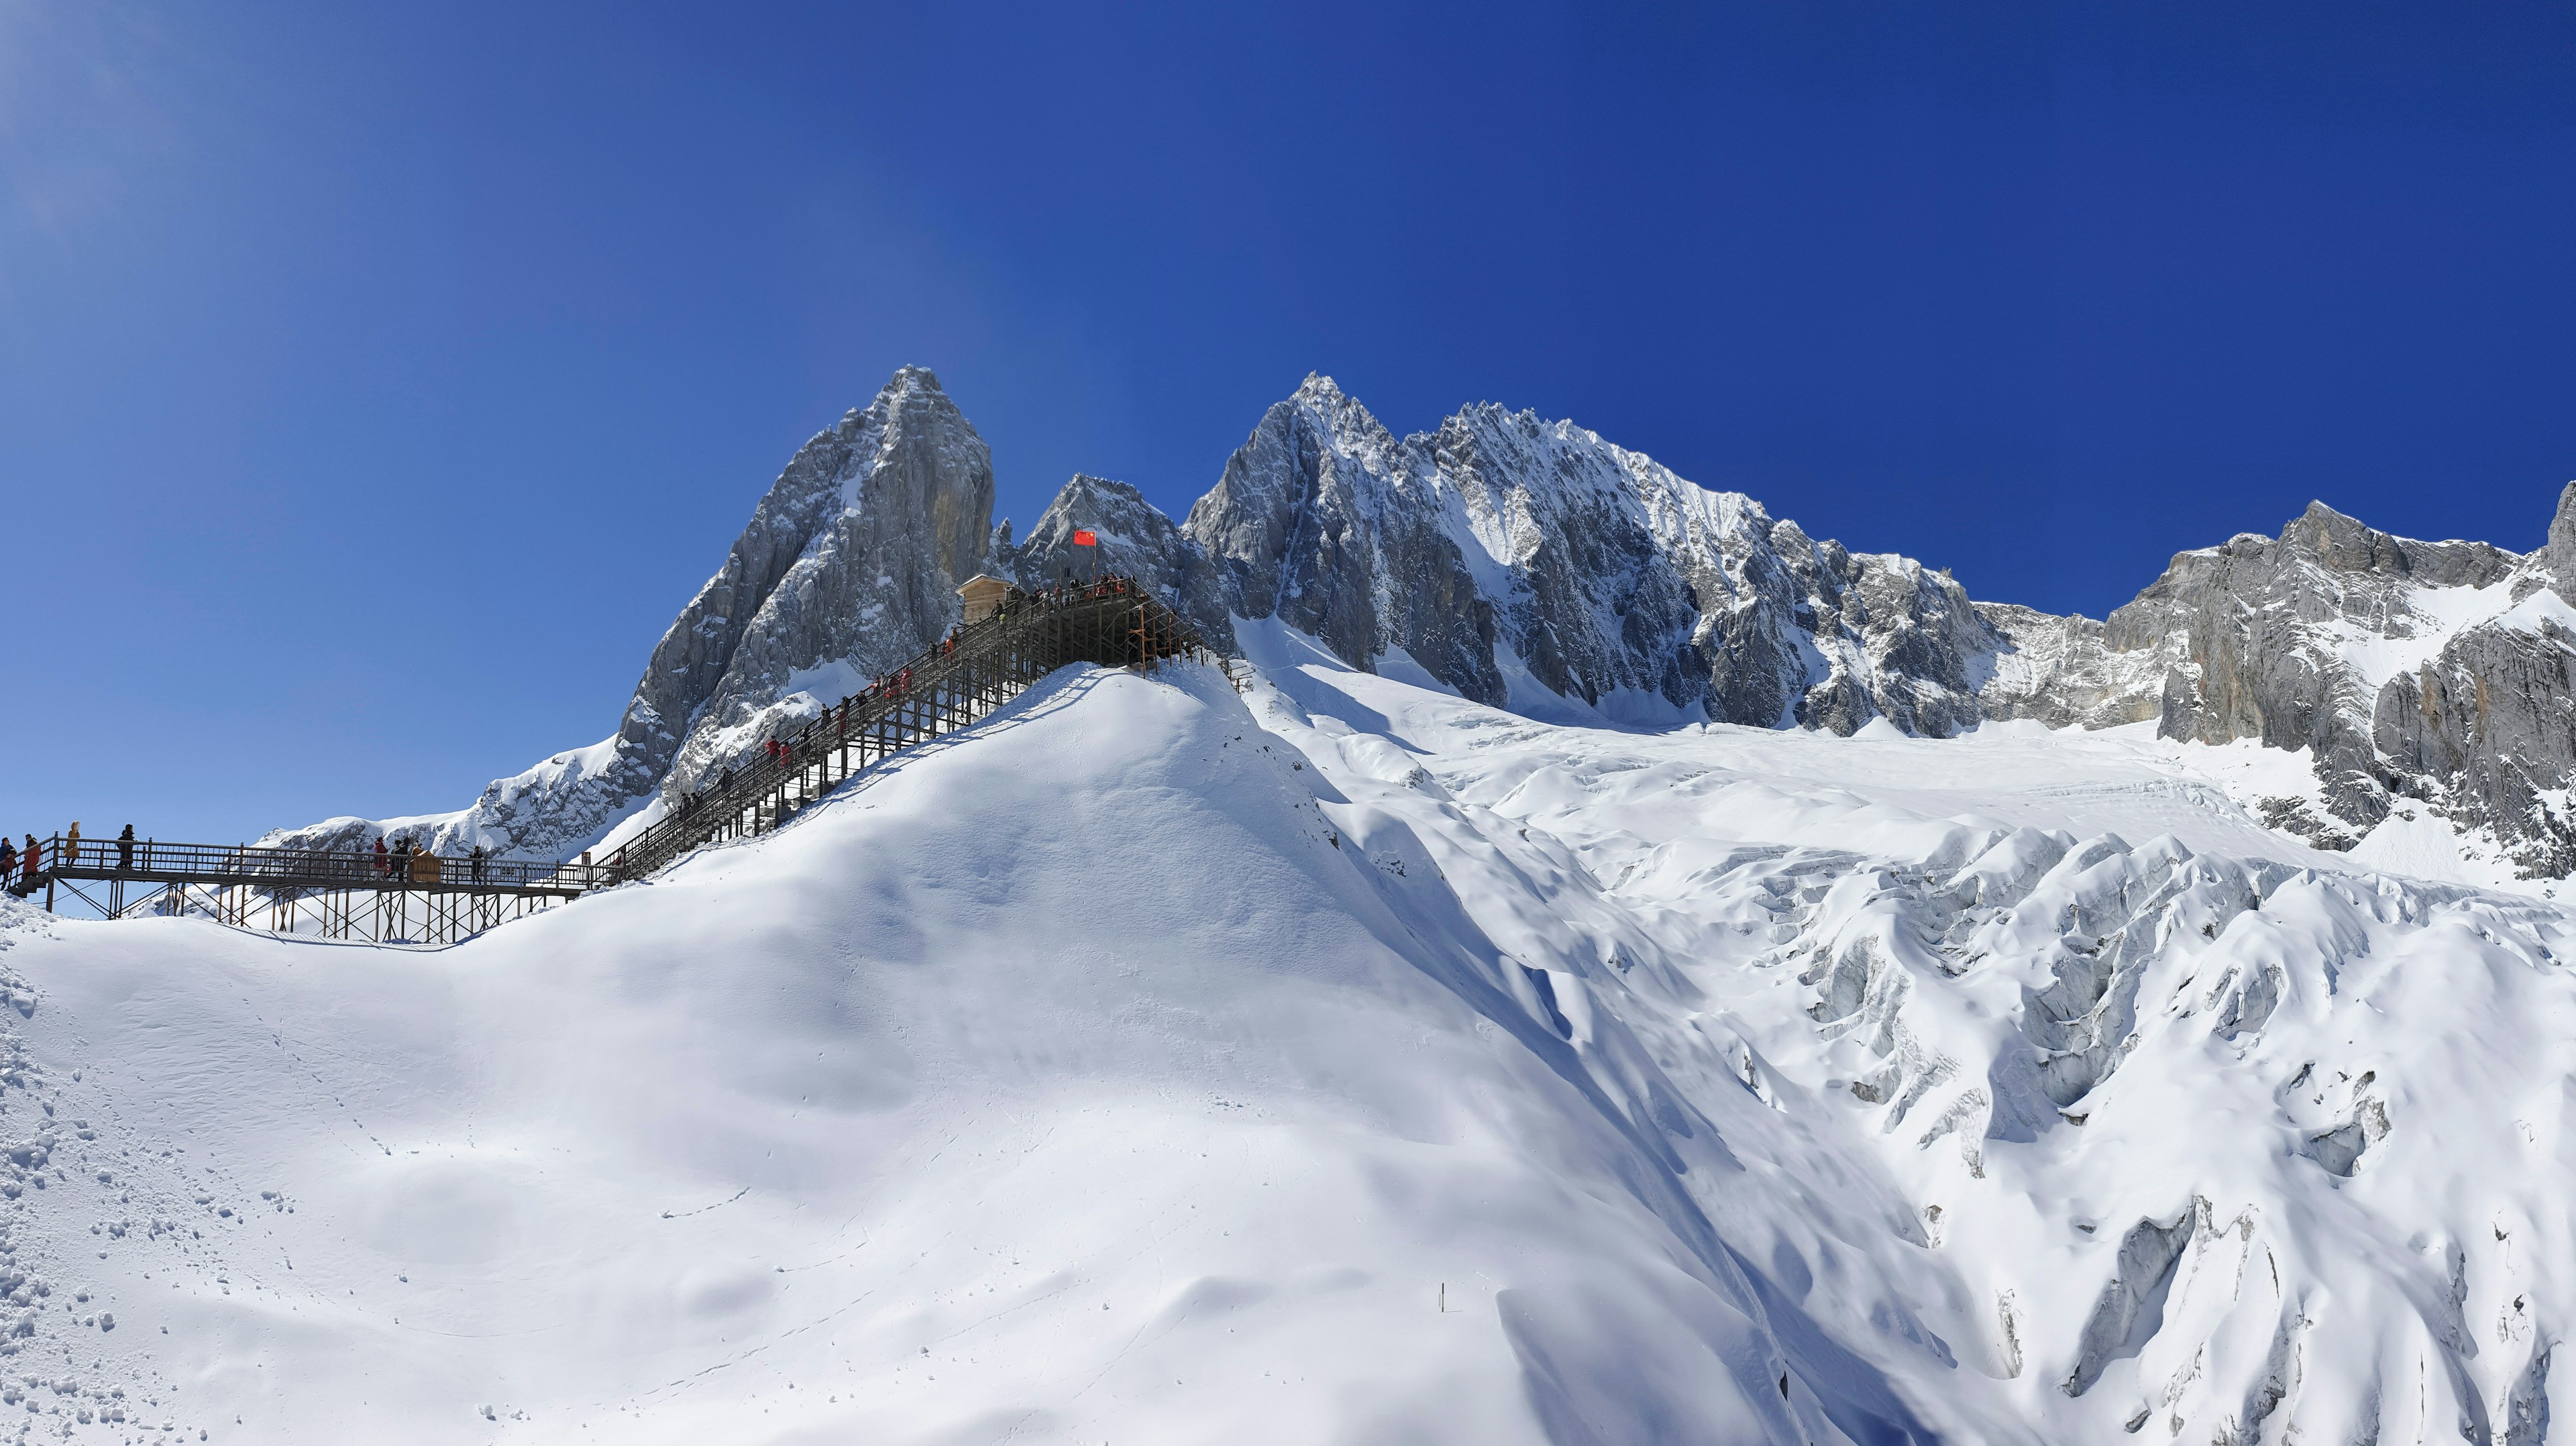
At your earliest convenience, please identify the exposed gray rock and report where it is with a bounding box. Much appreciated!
[1178,379,1509,705]
[1972,604,2170,731]
[652,365,992,799]
[2116,504,2514,774]
[271,366,2576,881]
[1959,496,2576,870]
[2371,576,2576,876]
[2056,499,2574,865]
[266,366,991,861]
[1151,375,2008,732]
[2062,1209,2194,1398]
[996,474,1232,646]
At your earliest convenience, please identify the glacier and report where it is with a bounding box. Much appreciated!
[5,641,2575,1439]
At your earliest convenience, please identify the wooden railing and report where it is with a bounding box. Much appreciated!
[602,575,1224,883]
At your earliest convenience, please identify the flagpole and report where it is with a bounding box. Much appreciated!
[1073,526,1099,586]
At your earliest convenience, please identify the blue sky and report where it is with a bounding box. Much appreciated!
[6,1,2576,843]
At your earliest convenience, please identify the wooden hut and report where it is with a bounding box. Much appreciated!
[957,573,1012,624]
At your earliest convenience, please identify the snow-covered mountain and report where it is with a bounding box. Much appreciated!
[1002,374,2576,885]
[34,366,2576,1439]
[1006,376,2002,736]
[13,644,2576,1441]
[271,366,2576,888]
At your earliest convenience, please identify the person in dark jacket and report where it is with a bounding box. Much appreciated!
[0,839,15,881]
[117,824,135,873]
[469,844,486,883]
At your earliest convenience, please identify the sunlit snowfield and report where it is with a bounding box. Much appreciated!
[1,634,2569,1442]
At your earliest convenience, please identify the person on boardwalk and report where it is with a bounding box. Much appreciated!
[0,839,15,883]
[64,822,79,867]
[470,844,486,883]
[373,836,389,878]
[21,836,38,883]
[410,840,440,887]
[117,825,135,873]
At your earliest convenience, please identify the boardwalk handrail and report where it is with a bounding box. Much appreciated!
[5,836,601,897]
[602,574,1223,885]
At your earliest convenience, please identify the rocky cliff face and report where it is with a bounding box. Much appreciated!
[1961,494,2576,873]
[1971,604,2174,731]
[266,366,992,860]
[1014,376,2011,734]
[645,365,992,798]
[2114,502,2520,844]
[272,367,2576,881]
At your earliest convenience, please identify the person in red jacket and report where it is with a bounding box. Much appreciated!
[21,835,38,882]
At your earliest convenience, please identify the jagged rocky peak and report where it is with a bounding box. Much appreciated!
[996,474,1241,669]
[1988,487,2576,872]
[646,363,994,799]
[272,360,2576,884]
[264,365,997,862]
[2113,501,2517,758]
[1161,373,2008,733]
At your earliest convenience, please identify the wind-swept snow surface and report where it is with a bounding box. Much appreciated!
[9,643,2576,1441]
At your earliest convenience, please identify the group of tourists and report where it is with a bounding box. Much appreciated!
[1,824,140,885]
[360,835,490,886]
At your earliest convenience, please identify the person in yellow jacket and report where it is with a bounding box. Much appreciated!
[409,839,442,887]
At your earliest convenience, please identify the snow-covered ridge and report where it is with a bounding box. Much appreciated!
[274,367,2576,885]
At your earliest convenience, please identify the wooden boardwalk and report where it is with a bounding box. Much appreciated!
[4,577,1226,945]
[601,577,1228,883]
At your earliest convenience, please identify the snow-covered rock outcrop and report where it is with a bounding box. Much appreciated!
[1007,387,2576,878]
[1973,492,2576,876]
[272,367,2576,883]
[266,366,991,860]
[1004,376,2008,734]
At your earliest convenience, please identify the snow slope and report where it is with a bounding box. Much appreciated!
[6,638,2576,1441]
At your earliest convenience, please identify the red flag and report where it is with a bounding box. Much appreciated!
[1072,529,1097,547]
